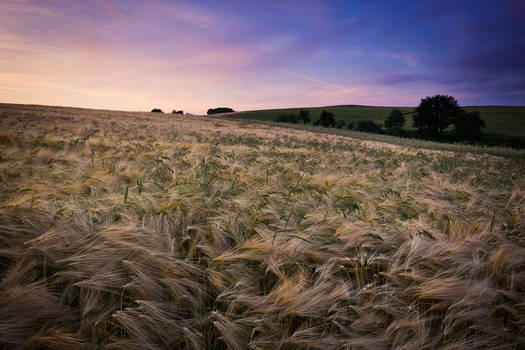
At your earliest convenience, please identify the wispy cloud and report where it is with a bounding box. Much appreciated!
[161,2,219,28]
[373,50,419,67]
[280,69,358,94]
[378,73,425,85]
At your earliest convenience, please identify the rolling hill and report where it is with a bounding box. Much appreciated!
[229,105,525,136]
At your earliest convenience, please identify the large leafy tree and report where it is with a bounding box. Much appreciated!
[413,95,462,137]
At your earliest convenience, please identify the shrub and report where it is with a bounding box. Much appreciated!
[453,110,485,141]
[335,120,347,129]
[355,120,382,133]
[299,109,310,124]
[207,107,235,115]
[385,109,405,135]
[172,110,184,115]
[319,110,336,127]
[151,108,163,113]
[275,113,298,123]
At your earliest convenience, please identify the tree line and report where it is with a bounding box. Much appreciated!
[275,95,487,143]
[151,108,185,114]
[151,107,236,115]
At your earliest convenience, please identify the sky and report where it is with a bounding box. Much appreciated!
[1,0,524,114]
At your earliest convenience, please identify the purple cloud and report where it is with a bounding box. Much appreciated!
[0,0,524,112]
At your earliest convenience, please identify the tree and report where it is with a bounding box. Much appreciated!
[413,95,462,138]
[355,120,381,133]
[299,109,310,124]
[275,113,298,123]
[453,110,485,141]
[151,108,163,113]
[172,110,184,114]
[385,109,405,135]
[207,107,235,114]
[335,120,346,129]
[319,110,336,127]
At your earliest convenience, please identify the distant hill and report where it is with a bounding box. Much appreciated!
[226,105,525,136]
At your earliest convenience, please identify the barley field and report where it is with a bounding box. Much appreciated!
[1,103,524,349]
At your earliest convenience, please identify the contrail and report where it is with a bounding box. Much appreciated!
[280,69,357,93]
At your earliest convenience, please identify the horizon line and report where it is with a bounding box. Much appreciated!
[2,101,525,115]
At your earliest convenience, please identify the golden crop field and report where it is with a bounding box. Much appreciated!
[1,103,524,349]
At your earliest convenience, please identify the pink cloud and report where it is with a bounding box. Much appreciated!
[3,0,499,112]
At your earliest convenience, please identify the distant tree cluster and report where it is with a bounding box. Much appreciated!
[207,107,235,114]
[151,108,185,115]
[276,113,299,123]
[275,109,339,127]
[354,120,382,133]
[151,107,236,116]
[275,109,311,124]
[273,95,486,144]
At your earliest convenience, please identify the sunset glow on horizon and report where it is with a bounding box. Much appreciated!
[1,0,524,114]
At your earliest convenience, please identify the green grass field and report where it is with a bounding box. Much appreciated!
[230,105,525,136]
